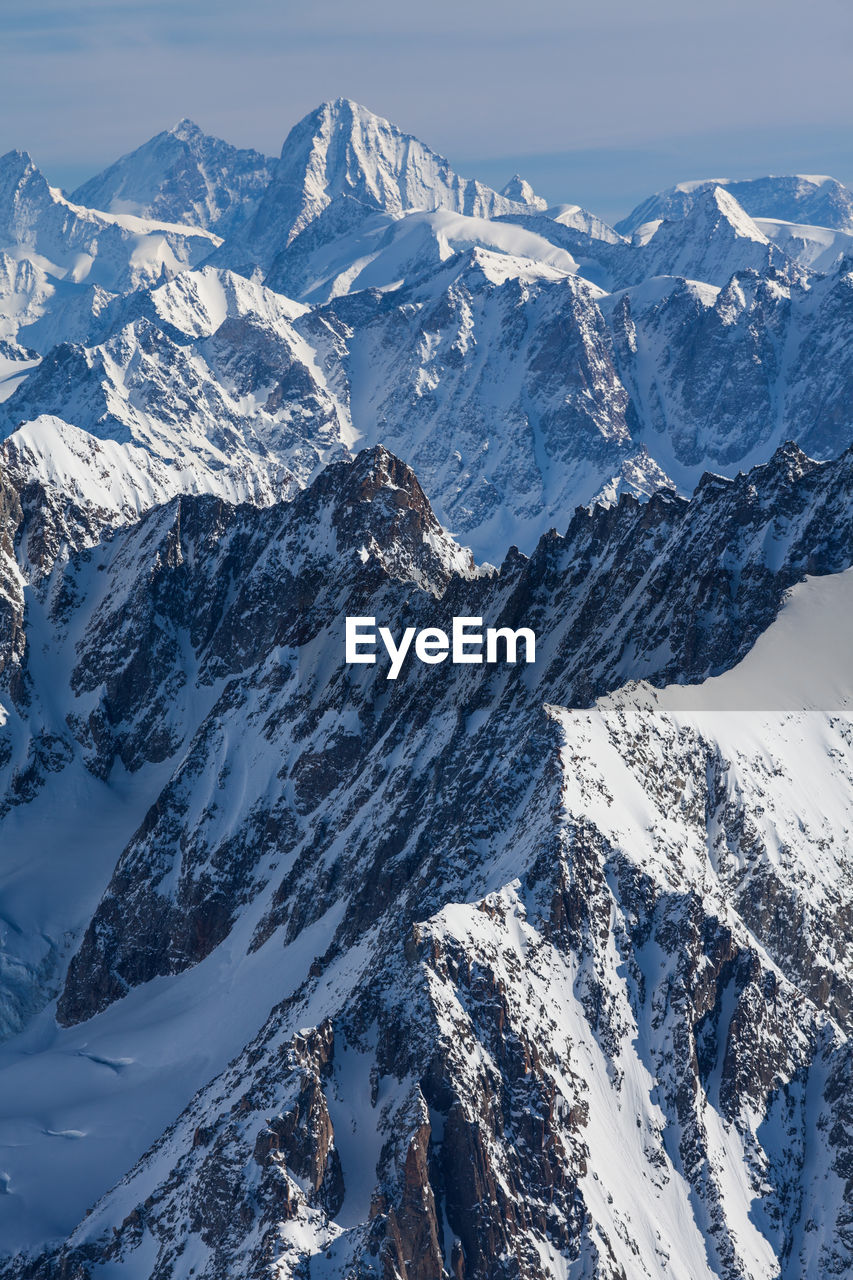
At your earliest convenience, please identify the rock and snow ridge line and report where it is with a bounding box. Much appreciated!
[1,441,853,1277]
[2,434,851,1015]
[5,242,853,564]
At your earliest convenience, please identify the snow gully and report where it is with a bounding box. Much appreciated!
[346,616,536,679]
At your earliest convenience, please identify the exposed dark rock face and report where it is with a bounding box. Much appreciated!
[1,440,852,1279]
[0,463,24,692]
[36,442,850,1028]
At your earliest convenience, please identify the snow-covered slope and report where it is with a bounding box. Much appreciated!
[614,186,793,288]
[0,151,220,290]
[264,205,582,302]
[2,106,852,574]
[312,255,671,550]
[500,173,547,209]
[606,255,853,480]
[0,259,672,562]
[0,265,351,564]
[753,216,853,272]
[71,119,274,235]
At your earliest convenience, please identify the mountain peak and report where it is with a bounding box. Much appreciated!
[316,443,433,522]
[0,150,54,244]
[654,182,768,246]
[70,122,274,233]
[168,117,204,142]
[293,444,475,588]
[0,148,39,185]
[224,100,549,272]
[701,184,768,241]
[619,172,853,237]
[500,173,546,210]
[755,438,822,485]
[620,182,792,290]
[320,96,367,117]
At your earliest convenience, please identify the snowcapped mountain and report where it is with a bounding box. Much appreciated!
[0,150,220,293]
[4,103,851,565]
[71,118,275,235]
[0,149,220,353]
[612,185,796,288]
[217,98,547,277]
[0,267,348,541]
[500,173,547,209]
[606,255,853,479]
[752,216,853,272]
[264,205,583,302]
[309,256,671,550]
[617,172,853,237]
[2,100,853,1280]
[0,259,669,560]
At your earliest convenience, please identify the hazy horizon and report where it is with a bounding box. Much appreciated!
[3,0,853,225]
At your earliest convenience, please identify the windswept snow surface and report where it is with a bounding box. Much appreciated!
[753,217,853,272]
[0,861,344,1251]
[267,206,580,303]
[658,567,853,713]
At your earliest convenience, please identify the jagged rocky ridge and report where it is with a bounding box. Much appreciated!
[1,443,853,1278]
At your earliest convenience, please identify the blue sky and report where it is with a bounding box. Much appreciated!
[2,0,853,223]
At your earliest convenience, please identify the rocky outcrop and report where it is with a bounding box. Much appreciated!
[0,462,24,695]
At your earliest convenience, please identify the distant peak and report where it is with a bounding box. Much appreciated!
[326,96,362,112]
[674,177,729,194]
[0,148,45,195]
[296,98,410,147]
[311,98,378,126]
[0,148,36,172]
[693,183,735,207]
[169,118,203,142]
[676,183,761,231]
[711,185,743,211]
[500,174,542,206]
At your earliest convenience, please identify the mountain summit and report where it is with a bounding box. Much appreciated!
[618,172,853,237]
[221,98,546,272]
[620,184,790,286]
[71,119,274,234]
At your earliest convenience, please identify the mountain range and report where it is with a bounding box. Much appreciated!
[1,99,852,1280]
